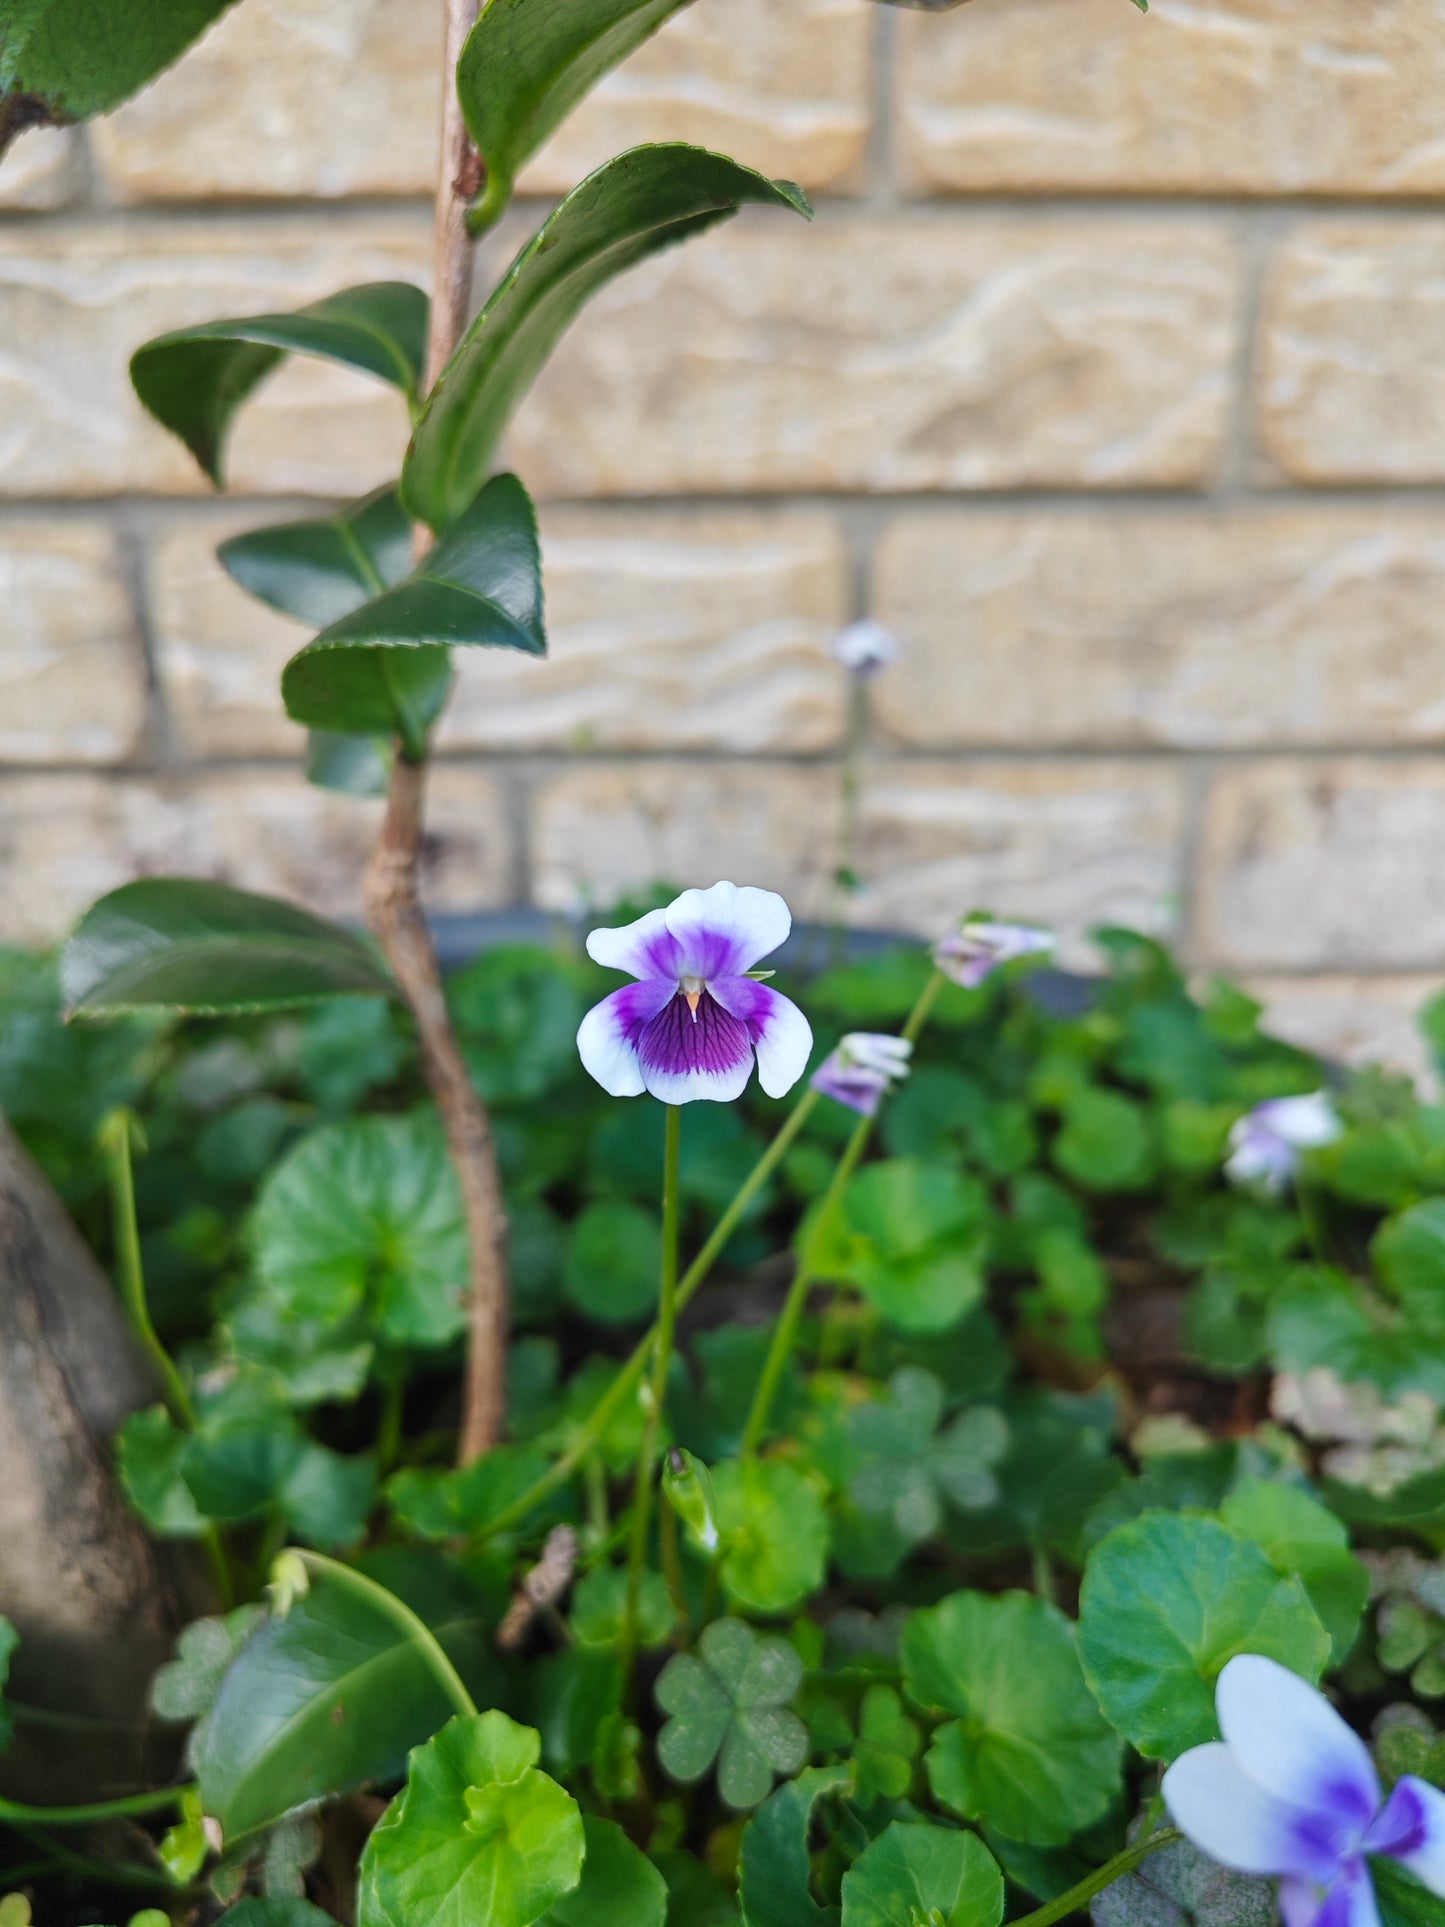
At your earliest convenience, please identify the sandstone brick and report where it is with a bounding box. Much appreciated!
[873,507,1445,750]
[1242,975,1438,1085]
[504,217,1236,495]
[0,764,510,945]
[0,218,426,499]
[853,761,1186,957]
[0,522,149,763]
[1197,761,1445,972]
[92,0,441,202]
[1260,222,1445,484]
[897,0,1445,198]
[531,763,841,920]
[0,128,82,210]
[523,0,872,198]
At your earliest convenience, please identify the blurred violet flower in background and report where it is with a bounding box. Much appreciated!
[1225,1092,1340,1191]
[933,918,1055,989]
[576,881,812,1105]
[811,1032,912,1117]
[831,618,901,680]
[1164,1653,1445,1927]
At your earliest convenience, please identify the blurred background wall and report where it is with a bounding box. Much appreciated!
[1,0,1443,1073]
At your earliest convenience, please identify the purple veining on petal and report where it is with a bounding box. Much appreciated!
[708,974,778,1037]
[605,976,684,1044]
[1314,1859,1379,1927]
[637,989,753,1084]
[1365,1779,1429,1859]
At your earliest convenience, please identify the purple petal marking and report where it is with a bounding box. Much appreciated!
[586,906,685,982]
[812,1054,888,1116]
[1369,1777,1445,1896]
[1314,1861,1381,1927]
[1215,1656,1380,1827]
[663,882,792,979]
[576,978,677,1096]
[1163,1742,1339,1881]
[709,976,813,1099]
[635,987,755,1104]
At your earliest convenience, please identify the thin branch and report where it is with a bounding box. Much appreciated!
[365,0,508,1466]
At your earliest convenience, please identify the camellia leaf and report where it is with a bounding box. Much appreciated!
[250,1114,469,1349]
[357,1711,585,1927]
[712,1459,829,1616]
[1077,1511,1331,1760]
[197,1554,502,1841]
[840,1823,1004,1927]
[280,472,544,750]
[738,1764,852,1927]
[0,0,240,147]
[455,0,695,224]
[219,487,413,627]
[132,282,428,485]
[536,1815,667,1927]
[402,145,811,532]
[61,879,395,1016]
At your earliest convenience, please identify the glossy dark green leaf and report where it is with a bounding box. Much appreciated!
[132,282,428,484]
[218,488,413,626]
[0,0,239,146]
[455,0,695,223]
[305,730,393,797]
[738,1765,851,1927]
[403,146,811,531]
[61,879,394,1016]
[219,1902,339,1926]
[197,1554,502,1841]
[280,473,543,745]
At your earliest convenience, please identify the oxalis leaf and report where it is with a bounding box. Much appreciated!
[61,879,394,1016]
[0,0,239,147]
[456,0,696,225]
[132,282,428,485]
[281,472,544,750]
[1077,1510,1331,1760]
[841,1823,1004,1927]
[902,1589,1123,1847]
[656,1618,808,1811]
[356,1711,585,1927]
[403,144,812,532]
[738,1764,852,1927]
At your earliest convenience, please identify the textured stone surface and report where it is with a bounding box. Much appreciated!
[873,508,1445,749]
[524,0,872,197]
[155,508,850,755]
[92,0,441,201]
[0,525,149,764]
[1197,762,1445,971]
[852,761,1186,954]
[0,128,82,210]
[1260,223,1445,484]
[0,218,425,498]
[505,217,1237,496]
[0,765,509,945]
[897,0,1445,198]
[1244,975,1437,1084]
[531,763,840,919]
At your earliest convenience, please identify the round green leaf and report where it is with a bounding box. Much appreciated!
[712,1460,829,1615]
[1220,1478,1368,1665]
[1053,1089,1154,1192]
[563,1199,661,1325]
[738,1765,852,1927]
[1078,1511,1332,1760]
[358,1711,584,1927]
[537,1815,666,1927]
[902,1590,1122,1846]
[841,1823,1004,1927]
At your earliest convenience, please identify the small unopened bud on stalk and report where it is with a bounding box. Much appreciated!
[664,1446,720,1553]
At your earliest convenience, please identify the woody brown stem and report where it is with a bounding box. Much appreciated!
[364,0,506,1465]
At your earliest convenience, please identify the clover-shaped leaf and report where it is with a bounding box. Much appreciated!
[712,1459,829,1615]
[656,1618,808,1810]
[847,1369,1008,1545]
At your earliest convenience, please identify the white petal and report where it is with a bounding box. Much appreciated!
[664,882,792,978]
[1367,1777,1445,1896]
[576,989,649,1095]
[639,1049,754,1107]
[1163,1743,1330,1879]
[749,987,814,1100]
[585,906,681,980]
[1263,1093,1341,1150]
[1216,1656,1379,1822]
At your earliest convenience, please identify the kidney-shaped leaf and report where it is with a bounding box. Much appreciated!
[456,0,695,223]
[61,879,394,1017]
[403,145,811,531]
[219,487,413,627]
[738,1765,852,1927]
[0,0,239,144]
[281,472,543,744]
[132,282,428,485]
[841,1823,1004,1927]
[537,1815,666,1927]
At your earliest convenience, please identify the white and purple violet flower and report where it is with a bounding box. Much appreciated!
[830,619,901,679]
[1164,1654,1445,1927]
[934,918,1055,990]
[576,881,813,1105]
[811,1032,912,1117]
[1226,1092,1341,1192]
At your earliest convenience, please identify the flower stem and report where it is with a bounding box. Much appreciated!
[621,1103,682,1683]
[1010,1829,1181,1927]
[0,1784,193,1827]
[290,1549,477,1721]
[100,1110,195,1432]
[475,1089,821,1544]
[740,968,947,1459]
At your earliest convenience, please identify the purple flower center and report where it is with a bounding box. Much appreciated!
[637,987,750,1083]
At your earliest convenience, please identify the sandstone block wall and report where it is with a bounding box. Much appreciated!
[2,0,1443,1077]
